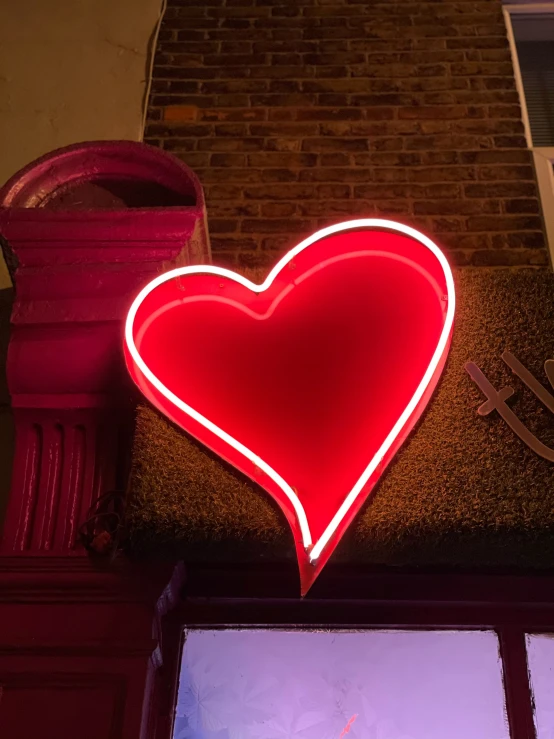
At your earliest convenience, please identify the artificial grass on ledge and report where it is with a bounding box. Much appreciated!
[126,268,554,569]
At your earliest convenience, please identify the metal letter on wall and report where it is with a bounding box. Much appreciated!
[466,352,554,462]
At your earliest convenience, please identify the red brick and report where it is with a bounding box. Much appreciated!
[439,232,491,250]
[314,66,350,78]
[214,123,248,136]
[247,152,318,167]
[172,152,211,168]
[153,95,215,109]
[478,165,535,181]
[320,153,351,166]
[262,138,302,154]
[503,199,541,215]
[147,107,162,121]
[163,105,198,122]
[398,105,469,120]
[249,123,319,136]
[210,237,258,254]
[296,108,363,121]
[204,185,243,200]
[420,151,458,166]
[467,216,543,231]
[471,249,549,267]
[214,94,251,107]
[165,81,204,95]
[269,80,302,93]
[302,79,375,94]
[494,135,528,148]
[429,217,466,233]
[304,53,366,65]
[252,41,317,53]
[250,65,315,79]
[161,138,197,151]
[451,61,513,75]
[480,77,517,90]
[204,54,267,66]
[409,166,477,182]
[319,122,352,136]
[207,160,260,174]
[453,119,523,134]
[422,184,464,199]
[459,150,531,165]
[261,202,297,217]
[209,218,239,234]
[243,184,317,200]
[269,109,297,121]
[261,169,298,183]
[152,67,217,80]
[220,42,253,54]
[491,232,546,249]
[272,5,301,16]
[203,165,261,181]
[316,184,351,199]
[208,5,269,18]
[260,236,295,252]
[210,203,260,217]
[302,138,369,153]
[414,200,500,216]
[301,168,372,183]
[250,93,318,106]
[198,109,267,122]
[197,138,264,152]
[241,218,314,233]
[464,182,537,198]
[353,184,413,199]
[201,80,268,94]
[270,53,304,65]
[488,105,522,119]
[146,123,213,137]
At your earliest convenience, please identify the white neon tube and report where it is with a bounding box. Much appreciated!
[125,219,455,562]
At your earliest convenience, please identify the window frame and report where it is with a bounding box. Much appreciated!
[504,3,554,265]
[164,565,554,739]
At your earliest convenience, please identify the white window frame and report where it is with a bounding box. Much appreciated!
[504,2,554,265]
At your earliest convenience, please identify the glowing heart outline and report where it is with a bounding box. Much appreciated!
[125,219,455,588]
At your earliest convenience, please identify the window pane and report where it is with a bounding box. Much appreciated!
[174,630,508,739]
[511,15,554,147]
[526,634,554,737]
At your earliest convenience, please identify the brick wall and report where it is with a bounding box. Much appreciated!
[145,0,549,269]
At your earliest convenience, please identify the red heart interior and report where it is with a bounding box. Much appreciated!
[125,223,454,594]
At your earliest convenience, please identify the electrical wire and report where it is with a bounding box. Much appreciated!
[141,0,168,140]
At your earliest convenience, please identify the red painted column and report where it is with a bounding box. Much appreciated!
[0,141,208,738]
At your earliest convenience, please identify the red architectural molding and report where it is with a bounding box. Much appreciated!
[0,140,209,555]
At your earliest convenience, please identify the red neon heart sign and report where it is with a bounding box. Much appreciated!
[125,220,455,594]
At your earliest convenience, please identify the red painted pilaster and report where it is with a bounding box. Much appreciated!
[0,141,207,738]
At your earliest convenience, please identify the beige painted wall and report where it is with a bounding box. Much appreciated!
[0,0,163,522]
[0,0,163,288]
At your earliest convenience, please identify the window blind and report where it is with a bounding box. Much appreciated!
[514,39,554,147]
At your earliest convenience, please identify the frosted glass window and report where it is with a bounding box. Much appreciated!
[526,634,554,737]
[173,629,509,739]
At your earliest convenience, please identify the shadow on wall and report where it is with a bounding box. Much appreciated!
[0,284,14,530]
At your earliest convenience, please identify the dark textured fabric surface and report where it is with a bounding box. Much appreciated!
[127,268,554,568]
